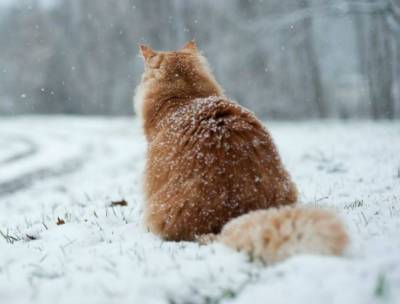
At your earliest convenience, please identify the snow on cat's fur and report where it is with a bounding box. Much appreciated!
[134,41,348,263]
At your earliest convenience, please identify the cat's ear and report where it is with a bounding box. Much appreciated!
[182,40,198,52]
[139,44,156,60]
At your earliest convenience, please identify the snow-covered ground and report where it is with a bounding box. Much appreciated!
[0,116,399,304]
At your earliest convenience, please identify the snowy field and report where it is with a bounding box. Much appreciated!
[0,116,399,304]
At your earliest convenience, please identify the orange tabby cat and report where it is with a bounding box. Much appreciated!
[135,41,348,264]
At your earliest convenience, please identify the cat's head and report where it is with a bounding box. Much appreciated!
[134,40,223,120]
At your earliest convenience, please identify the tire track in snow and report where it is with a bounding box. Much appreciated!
[0,136,38,165]
[0,128,94,197]
[0,148,90,197]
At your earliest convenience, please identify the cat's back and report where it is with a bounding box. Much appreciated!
[148,95,279,193]
[160,96,269,154]
[145,96,297,240]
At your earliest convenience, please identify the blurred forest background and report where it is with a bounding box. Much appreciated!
[0,0,399,119]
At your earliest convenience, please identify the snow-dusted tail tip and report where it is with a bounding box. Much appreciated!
[218,206,348,264]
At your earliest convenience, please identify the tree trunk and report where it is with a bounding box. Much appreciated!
[299,0,327,118]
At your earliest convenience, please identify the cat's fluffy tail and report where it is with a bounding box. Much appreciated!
[215,206,348,264]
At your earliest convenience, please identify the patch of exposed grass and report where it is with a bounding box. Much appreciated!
[344,199,364,210]
[0,229,20,244]
[374,273,389,299]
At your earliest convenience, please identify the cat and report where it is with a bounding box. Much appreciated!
[134,40,348,264]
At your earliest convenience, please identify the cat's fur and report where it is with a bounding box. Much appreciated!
[134,41,348,263]
[218,206,348,263]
